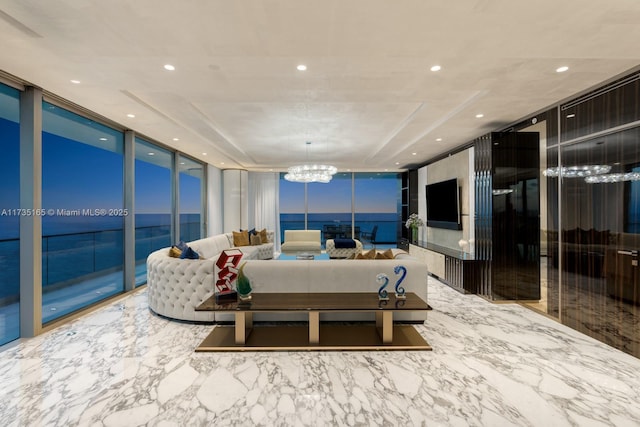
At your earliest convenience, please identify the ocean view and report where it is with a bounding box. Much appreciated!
[0,213,199,301]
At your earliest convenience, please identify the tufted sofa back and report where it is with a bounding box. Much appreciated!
[188,234,232,259]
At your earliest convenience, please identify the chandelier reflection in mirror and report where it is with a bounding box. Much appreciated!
[284,164,338,183]
[585,172,640,184]
[542,165,611,178]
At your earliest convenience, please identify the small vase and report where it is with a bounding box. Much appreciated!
[411,226,418,244]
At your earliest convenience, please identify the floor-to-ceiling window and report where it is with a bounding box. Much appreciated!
[279,172,402,247]
[41,102,124,323]
[308,172,353,245]
[279,176,306,242]
[178,155,203,242]
[355,172,402,248]
[134,138,172,286]
[0,83,20,345]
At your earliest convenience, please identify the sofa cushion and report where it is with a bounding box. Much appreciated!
[188,234,232,259]
[233,230,250,247]
[250,234,262,246]
[259,228,268,243]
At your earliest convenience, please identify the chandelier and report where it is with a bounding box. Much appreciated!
[284,141,337,183]
[284,164,337,183]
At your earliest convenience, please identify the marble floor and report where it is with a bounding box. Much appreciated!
[1,278,640,427]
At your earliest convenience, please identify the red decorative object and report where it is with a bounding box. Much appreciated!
[214,249,243,302]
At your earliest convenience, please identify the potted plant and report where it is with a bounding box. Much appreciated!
[405,213,424,244]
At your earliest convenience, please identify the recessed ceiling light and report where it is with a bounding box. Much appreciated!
[70,79,81,84]
[395,162,400,165]
[179,162,185,165]
[99,137,107,141]
[148,152,155,156]
[430,65,441,72]
[384,169,389,172]
[173,137,180,141]
[202,152,207,156]
[164,64,175,71]
[296,64,307,71]
[412,152,417,156]
[436,138,442,142]
[127,113,135,118]
[566,114,576,118]
[556,66,569,73]
[476,113,484,118]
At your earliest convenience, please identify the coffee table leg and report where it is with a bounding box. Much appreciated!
[375,311,393,344]
[309,311,320,344]
[235,312,253,345]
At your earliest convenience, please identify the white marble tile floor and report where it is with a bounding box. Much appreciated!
[1,277,639,426]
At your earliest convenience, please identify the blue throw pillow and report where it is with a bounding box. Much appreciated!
[334,238,356,249]
[176,240,189,252]
[180,246,200,259]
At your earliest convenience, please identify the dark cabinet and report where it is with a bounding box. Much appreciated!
[475,132,541,301]
[606,249,640,305]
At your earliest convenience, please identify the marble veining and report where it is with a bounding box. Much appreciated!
[1,278,640,426]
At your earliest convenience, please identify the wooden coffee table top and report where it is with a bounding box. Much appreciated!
[196,292,429,312]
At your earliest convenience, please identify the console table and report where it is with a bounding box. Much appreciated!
[410,241,485,294]
[195,292,431,351]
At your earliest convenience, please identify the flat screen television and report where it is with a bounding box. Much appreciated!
[425,178,462,230]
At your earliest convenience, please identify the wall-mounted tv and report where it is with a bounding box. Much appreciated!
[425,178,462,230]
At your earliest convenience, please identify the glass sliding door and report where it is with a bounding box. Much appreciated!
[278,172,403,248]
[279,175,306,243]
[0,84,20,345]
[307,173,353,246]
[42,102,124,323]
[355,173,402,248]
[178,155,203,242]
[134,138,172,286]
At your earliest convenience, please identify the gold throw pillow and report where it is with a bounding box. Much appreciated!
[233,230,250,247]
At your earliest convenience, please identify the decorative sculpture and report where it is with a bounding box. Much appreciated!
[214,249,243,303]
[393,265,407,299]
[236,262,252,302]
[377,273,389,301]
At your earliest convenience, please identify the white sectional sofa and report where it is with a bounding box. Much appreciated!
[218,253,429,322]
[146,232,274,322]
[147,233,429,323]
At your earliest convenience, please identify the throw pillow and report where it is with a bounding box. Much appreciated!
[250,234,262,246]
[259,228,268,243]
[355,253,367,260]
[168,246,182,258]
[176,240,188,252]
[364,249,377,259]
[180,246,200,260]
[383,249,395,259]
[233,230,250,247]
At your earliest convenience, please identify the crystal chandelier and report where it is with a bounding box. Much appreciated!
[284,164,337,183]
[284,141,337,183]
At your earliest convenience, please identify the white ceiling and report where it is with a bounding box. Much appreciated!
[1,0,639,172]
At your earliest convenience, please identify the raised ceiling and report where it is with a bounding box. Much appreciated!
[1,0,639,172]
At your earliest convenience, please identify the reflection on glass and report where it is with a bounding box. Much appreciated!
[42,102,124,323]
[0,83,20,345]
[135,138,172,286]
[179,155,203,242]
[355,173,401,248]
[559,127,640,358]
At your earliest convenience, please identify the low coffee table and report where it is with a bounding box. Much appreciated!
[195,292,431,351]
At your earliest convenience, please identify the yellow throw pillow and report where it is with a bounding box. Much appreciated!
[250,234,262,246]
[233,230,250,247]
[168,246,182,258]
[355,253,367,259]
[375,252,388,259]
[364,249,377,259]
[383,248,395,259]
[259,228,268,243]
